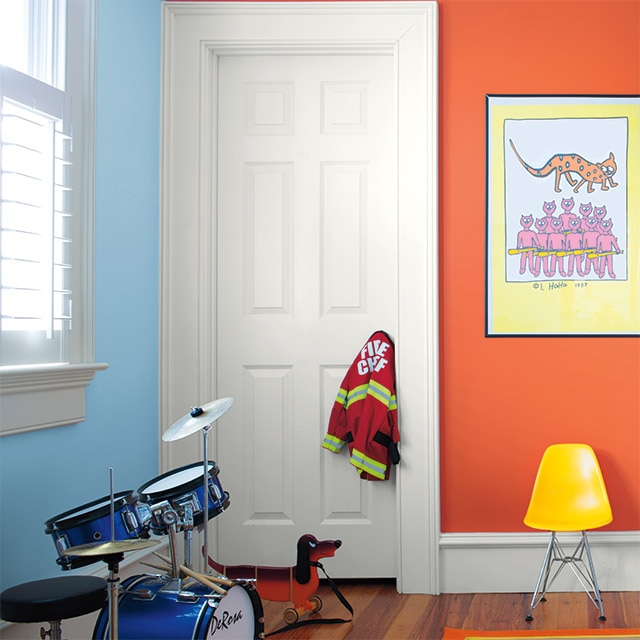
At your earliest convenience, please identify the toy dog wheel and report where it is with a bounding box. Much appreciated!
[309,595,323,612]
[283,608,299,625]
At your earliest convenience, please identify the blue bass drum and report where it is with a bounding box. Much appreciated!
[92,574,265,640]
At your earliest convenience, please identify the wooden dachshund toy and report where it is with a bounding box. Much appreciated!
[207,533,342,624]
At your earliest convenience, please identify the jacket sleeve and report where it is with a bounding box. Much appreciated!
[322,384,349,453]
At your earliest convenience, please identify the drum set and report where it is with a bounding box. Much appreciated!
[43,398,265,640]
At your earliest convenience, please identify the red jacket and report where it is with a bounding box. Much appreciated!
[322,331,399,480]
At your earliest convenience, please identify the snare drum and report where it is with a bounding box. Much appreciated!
[138,462,230,535]
[44,492,151,570]
[92,574,264,639]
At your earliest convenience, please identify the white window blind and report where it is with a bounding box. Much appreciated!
[1,68,72,366]
[0,0,107,436]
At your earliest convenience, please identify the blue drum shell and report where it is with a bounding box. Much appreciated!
[44,491,149,570]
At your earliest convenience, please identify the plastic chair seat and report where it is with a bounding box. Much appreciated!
[524,443,612,531]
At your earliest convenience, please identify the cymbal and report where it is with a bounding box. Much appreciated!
[62,538,160,557]
[162,397,234,442]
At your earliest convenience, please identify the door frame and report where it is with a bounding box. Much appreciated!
[159,1,440,594]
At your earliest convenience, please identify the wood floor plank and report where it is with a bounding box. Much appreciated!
[259,585,640,640]
[348,582,408,639]
[620,591,640,627]
[383,593,438,640]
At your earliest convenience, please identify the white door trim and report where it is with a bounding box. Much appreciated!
[159,1,439,594]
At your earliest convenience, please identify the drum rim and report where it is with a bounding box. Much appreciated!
[195,581,265,640]
[227,581,265,639]
[137,461,220,501]
[44,490,135,533]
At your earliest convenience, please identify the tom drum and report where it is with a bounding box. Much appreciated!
[138,462,230,535]
[44,492,151,570]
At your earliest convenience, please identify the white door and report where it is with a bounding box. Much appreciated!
[215,53,397,577]
[160,2,440,593]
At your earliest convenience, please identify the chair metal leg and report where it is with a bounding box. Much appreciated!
[526,532,556,621]
[582,531,606,621]
[526,530,606,621]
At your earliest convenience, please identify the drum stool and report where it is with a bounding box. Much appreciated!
[0,576,107,640]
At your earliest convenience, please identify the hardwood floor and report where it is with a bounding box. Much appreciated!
[260,581,640,639]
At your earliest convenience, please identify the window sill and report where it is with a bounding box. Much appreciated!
[0,362,109,437]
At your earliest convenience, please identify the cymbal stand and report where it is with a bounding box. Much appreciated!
[103,553,124,640]
[198,417,213,575]
[106,468,120,640]
[162,401,234,575]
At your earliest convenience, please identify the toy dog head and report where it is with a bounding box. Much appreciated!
[295,534,342,584]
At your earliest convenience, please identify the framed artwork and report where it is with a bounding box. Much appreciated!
[486,94,640,336]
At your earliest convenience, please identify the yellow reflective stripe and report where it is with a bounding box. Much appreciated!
[345,384,368,409]
[350,448,387,480]
[322,434,345,453]
[343,384,397,411]
[335,387,347,405]
[367,379,393,408]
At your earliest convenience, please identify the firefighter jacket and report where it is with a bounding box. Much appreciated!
[322,330,399,480]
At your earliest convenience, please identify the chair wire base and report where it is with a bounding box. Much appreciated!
[526,530,606,621]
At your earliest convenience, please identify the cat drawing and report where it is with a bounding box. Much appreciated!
[542,200,556,216]
[560,197,577,231]
[516,214,538,275]
[509,140,618,194]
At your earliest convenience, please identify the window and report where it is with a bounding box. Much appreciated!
[0,0,106,436]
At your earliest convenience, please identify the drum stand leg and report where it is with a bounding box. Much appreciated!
[39,620,62,640]
[103,553,124,640]
[183,505,194,569]
[161,516,183,592]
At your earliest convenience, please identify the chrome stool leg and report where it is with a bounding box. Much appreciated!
[526,531,606,621]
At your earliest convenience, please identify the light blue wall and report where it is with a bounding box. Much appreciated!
[0,0,162,591]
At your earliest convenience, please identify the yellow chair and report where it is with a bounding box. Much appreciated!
[523,443,612,621]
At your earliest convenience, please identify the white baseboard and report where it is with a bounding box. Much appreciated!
[440,531,640,593]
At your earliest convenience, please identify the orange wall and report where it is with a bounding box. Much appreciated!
[438,0,640,532]
[174,0,640,533]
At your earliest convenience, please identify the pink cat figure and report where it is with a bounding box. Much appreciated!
[547,217,566,277]
[593,204,607,222]
[516,214,539,275]
[542,200,557,217]
[559,196,577,233]
[581,216,599,276]
[596,218,621,279]
[565,216,584,277]
[533,217,550,277]
[578,202,593,232]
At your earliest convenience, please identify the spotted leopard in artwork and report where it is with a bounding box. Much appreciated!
[509,139,618,194]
